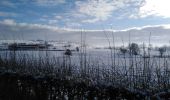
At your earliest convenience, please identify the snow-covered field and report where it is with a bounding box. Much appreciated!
[0,48,169,71]
[1,48,170,93]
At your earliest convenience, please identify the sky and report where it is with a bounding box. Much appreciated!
[1,0,170,47]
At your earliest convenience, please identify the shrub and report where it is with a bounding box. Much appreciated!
[129,43,140,55]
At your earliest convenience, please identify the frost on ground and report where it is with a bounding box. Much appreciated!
[0,48,170,99]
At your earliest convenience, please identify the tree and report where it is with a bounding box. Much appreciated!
[120,47,127,55]
[129,43,140,55]
[158,47,166,57]
[65,49,72,56]
[76,47,79,52]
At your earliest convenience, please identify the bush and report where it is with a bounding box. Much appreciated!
[129,43,140,55]
[120,47,128,55]
[158,47,166,57]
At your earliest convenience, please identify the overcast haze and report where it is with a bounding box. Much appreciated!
[0,0,170,47]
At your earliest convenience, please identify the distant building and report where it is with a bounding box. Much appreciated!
[8,43,50,50]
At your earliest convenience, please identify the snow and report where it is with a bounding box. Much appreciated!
[1,43,170,95]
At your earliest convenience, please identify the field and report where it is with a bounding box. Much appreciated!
[0,47,170,99]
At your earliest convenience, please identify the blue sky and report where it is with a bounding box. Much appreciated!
[0,0,170,30]
[1,0,170,46]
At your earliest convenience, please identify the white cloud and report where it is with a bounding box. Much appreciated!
[55,15,62,19]
[2,19,170,33]
[132,0,170,18]
[75,0,117,23]
[48,19,58,25]
[0,19,59,31]
[74,0,145,23]
[161,24,170,29]
[0,19,82,32]
[1,19,16,25]
[1,19,170,46]
[0,12,17,17]
[65,22,81,28]
[82,18,99,23]
[119,24,170,32]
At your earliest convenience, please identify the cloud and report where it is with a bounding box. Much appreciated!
[48,20,58,25]
[55,15,62,19]
[117,24,170,32]
[75,0,117,23]
[1,19,170,47]
[74,0,145,23]
[2,19,170,32]
[0,19,58,31]
[65,22,82,29]
[82,18,100,23]
[0,12,17,17]
[1,19,16,25]
[131,0,170,18]
[0,19,82,32]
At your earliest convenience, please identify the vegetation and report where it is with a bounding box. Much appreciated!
[158,47,166,57]
[120,47,128,55]
[129,43,140,55]
[0,42,170,99]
